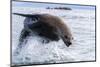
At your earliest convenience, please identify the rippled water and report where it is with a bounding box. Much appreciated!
[12,7,96,65]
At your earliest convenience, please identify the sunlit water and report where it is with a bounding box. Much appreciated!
[12,7,95,65]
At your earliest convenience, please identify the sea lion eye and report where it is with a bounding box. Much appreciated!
[64,36,68,39]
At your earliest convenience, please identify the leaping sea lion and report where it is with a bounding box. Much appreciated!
[13,13,73,50]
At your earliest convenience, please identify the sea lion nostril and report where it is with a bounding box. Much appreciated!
[67,42,72,47]
[68,42,72,45]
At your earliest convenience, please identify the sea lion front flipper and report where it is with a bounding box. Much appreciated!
[15,29,30,55]
[18,29,30,48]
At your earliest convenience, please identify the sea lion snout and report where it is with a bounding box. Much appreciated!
[60,34,73,47]
[65,41,72,47]
[63,40,72,47]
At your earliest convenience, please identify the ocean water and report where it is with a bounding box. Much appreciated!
[12,7,96,65]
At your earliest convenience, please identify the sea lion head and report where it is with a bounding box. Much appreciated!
[62,35,73,47]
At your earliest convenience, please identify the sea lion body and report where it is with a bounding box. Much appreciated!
[13,13,73,48]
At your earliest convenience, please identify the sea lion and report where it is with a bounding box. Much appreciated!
[13,13,73,49]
